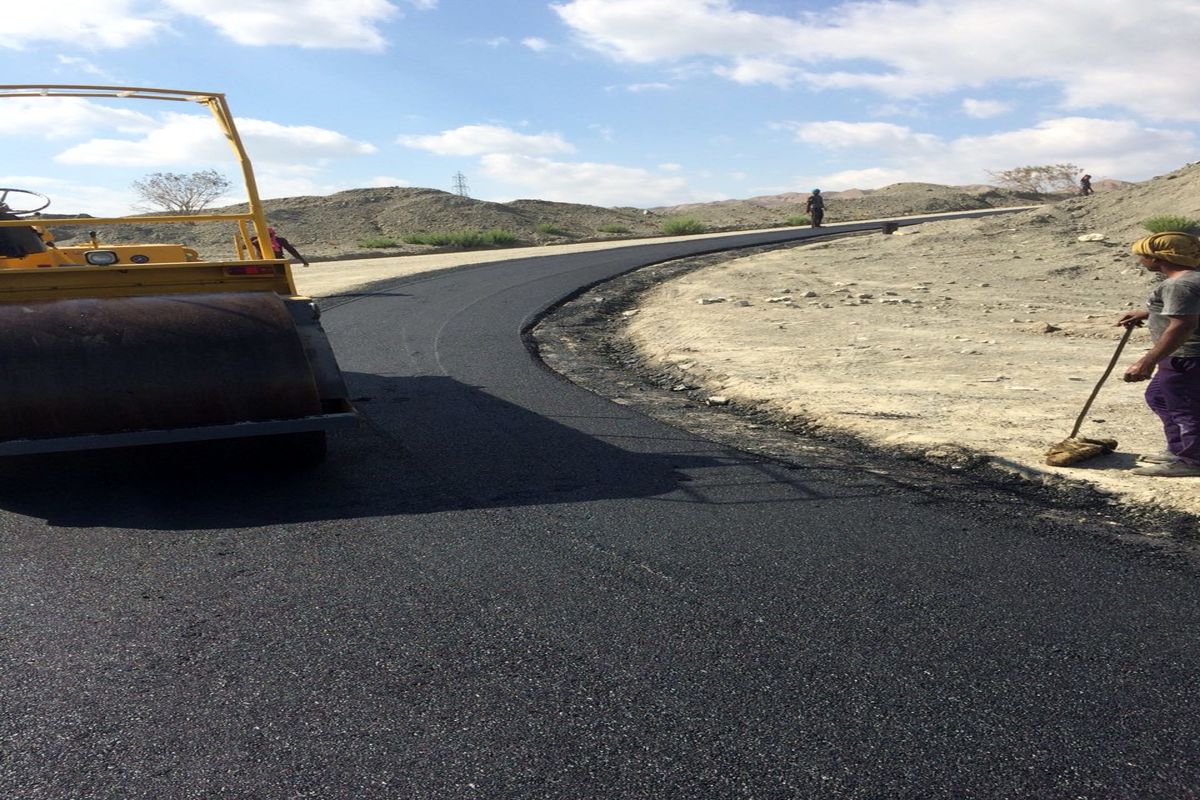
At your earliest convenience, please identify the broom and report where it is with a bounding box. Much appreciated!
[1044,323,1134,467]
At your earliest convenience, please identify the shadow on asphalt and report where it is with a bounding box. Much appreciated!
[0,375,853,529]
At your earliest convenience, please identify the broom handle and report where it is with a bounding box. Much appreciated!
[1069,324,1135,439]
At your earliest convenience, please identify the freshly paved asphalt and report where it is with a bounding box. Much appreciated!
[2,219,1199,799]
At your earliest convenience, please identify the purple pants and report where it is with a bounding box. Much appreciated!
[1145,357,1200,465]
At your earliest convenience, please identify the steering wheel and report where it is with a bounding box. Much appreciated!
[0,188,51,215]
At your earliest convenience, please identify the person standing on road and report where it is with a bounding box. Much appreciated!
[1080,174,1094,196]
[805,189,825,228]
[251,226,310,267]
[1116,231,1200,476]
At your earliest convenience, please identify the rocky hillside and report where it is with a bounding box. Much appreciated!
[48,187,662,261]
[45,180,1085,262]
[976,162,1200,243]
[651,183,1044,230]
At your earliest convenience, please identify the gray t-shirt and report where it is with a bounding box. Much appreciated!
[1147,270,1200,357]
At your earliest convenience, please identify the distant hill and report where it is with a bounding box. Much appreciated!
[991,162,1200,242]
[650,183,1043,231]
[45,181,1070,262]
[49,187,667,260]
[1090,178,1132,193]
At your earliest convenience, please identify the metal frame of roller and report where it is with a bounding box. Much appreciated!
[0,86,356,459]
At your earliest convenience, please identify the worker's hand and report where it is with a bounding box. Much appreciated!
[1117,311,1147,328]
[1123,358,1156,382]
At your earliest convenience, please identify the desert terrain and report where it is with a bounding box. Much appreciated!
[622,163,1200,521]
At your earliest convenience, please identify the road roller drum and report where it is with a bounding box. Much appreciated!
[0,293,322,442]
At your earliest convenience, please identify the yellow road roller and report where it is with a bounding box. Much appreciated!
[0,85,355,460]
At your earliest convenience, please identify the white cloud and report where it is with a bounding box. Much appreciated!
[367,176,411,187]
[55,55,118,81]
[398,124,574,156]
[714,58,799,88]
[553,0,1200,118]
[239,118,379,162]
[480,153,689,206]
[588,124,615,141]
[55,112,376,166]
[0,98,155,140]
[553,0,798,62]
[804,167,909,191]
[950,118,1194,180]
[163,0,401,50]
[0,175,138,217]
[3,1,164,49]
[6,0,410,52]
[780,121,940,152]
[522,37,550,52]
[626,83,672,93]
[790,117,1197,189]
[869,101,926,118]
[254,172,344,201]
[962,98,1012,119]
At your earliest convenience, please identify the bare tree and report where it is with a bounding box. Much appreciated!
[131,169,232,213]
[986,164,1081,195]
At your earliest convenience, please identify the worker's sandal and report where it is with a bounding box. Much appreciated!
[1137,450,1180,464]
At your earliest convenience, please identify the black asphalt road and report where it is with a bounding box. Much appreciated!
[3,219,1199,799]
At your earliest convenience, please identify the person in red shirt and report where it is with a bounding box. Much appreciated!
[250,226,309,267]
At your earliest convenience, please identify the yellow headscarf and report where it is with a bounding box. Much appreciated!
[1131,231,1200,268]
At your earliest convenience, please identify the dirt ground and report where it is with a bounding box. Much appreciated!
[624,211,1200,521]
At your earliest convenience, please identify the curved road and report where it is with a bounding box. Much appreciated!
[3,219,1199,798]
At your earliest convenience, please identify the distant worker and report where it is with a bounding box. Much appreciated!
[805,188,825,228]
[251,226,309,267]
[1079,174,1094,196]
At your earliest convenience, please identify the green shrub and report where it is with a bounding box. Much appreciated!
[597,223,631,234]
[1142,215,1200,235]
[360,236,401,248]
[536,223,567,236]
[786,215,811,227]
[660,216,707,235]
[402,229,518,247]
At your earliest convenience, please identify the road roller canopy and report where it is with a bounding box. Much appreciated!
[0,85,296,302]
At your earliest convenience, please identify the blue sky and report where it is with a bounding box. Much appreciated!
[4,0,1200,216]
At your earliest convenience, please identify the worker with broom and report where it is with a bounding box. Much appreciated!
[1117,231,1200,476]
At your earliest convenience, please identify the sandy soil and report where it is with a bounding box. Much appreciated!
[624,213,1200,520]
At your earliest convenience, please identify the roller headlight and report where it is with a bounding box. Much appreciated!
[84,250,118,266]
